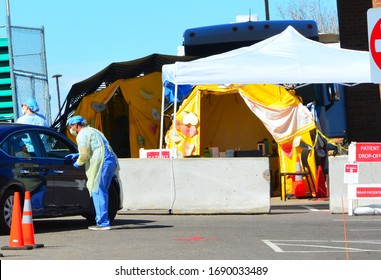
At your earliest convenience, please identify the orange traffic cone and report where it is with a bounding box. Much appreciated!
[22,191,44,248]
[316,165,328,198]
[1,192,33,250]
[293,156,307,198]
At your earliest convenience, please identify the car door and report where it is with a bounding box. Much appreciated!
[34,130,92,211]
[6,131,55,210]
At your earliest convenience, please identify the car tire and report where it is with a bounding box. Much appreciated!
[0,189,24,235]
[83,184,119,225]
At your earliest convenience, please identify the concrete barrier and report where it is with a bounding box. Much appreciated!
[118,157,271,214]
[329,155,381,213]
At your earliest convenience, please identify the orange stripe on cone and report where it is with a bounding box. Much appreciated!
[1,192,33,250]
[22,191,44,248]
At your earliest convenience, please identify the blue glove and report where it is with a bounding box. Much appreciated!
[65,153,79,160]
[73,162,80,169]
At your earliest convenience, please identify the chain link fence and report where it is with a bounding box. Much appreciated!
[1,25,51,124]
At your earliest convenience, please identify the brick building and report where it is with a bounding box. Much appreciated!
[337,0,381,141]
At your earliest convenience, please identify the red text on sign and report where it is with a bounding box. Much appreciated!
[356,187,381,198]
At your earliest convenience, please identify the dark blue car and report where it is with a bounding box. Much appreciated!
[0,122,123,234]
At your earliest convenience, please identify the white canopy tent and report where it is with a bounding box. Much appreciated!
[156,25,375,209]
[159,26,373,151]
[162,26,372,86]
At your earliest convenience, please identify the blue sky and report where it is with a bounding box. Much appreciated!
[0,0,336,119]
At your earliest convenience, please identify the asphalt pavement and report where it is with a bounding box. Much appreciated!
[1,197,381,260]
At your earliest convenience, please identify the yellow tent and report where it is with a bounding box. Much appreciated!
[66,72,164,158]
[165,84,317,198]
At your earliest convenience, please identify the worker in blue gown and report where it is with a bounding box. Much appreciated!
[66,115,119,230]
[16,97,49,127]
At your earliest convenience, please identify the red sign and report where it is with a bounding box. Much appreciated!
[370,18,381,69]
[355,142,381,162]
[146,150,171,158]
[345,164,358,173]
[356,187,381,197]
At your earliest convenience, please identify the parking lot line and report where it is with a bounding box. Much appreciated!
[263,239,381,253]
[301,205,330,211]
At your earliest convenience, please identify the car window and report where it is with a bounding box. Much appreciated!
[38,132,73,158]
[0,132,36,157]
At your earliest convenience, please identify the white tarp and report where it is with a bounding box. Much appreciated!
[162,26,372,85]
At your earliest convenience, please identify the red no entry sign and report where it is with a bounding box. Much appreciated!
[368,8,381,83]
[370,18,381,69]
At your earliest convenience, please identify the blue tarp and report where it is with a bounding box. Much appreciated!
[164,81,192,102]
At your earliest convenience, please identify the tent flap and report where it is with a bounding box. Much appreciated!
[165,84,316,156]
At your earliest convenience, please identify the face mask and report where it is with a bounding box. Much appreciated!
[70,128,77,136]
[21,108,26,115]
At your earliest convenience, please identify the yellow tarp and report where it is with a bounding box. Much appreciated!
[66,72,163,158]
[165,84,317,197]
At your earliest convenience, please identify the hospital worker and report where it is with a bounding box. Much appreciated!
[16,97,49,127]
[66,115,119,230]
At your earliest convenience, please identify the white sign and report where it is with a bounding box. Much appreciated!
[344,163,359,184]
[368,8,381,83]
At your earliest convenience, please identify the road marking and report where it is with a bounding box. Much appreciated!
[172,236,220,241]
[263,240,381,253]
[301,206,329,212]
[350,229,381,231]
[263,240,284,252]
[333,219,381,222]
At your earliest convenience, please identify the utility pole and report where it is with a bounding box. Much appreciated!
[52,74,62,118]
[264,0,270,20]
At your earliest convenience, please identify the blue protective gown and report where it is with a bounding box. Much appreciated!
[16,113,49,127]
[75,126,118,226]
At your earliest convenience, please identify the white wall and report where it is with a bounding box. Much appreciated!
[118,157,271,214]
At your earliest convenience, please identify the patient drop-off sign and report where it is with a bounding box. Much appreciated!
[348,142,381,162]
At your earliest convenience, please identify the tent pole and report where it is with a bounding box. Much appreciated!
[159,85,166,154]
[171,85,178,158]
[168,84,179,213]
